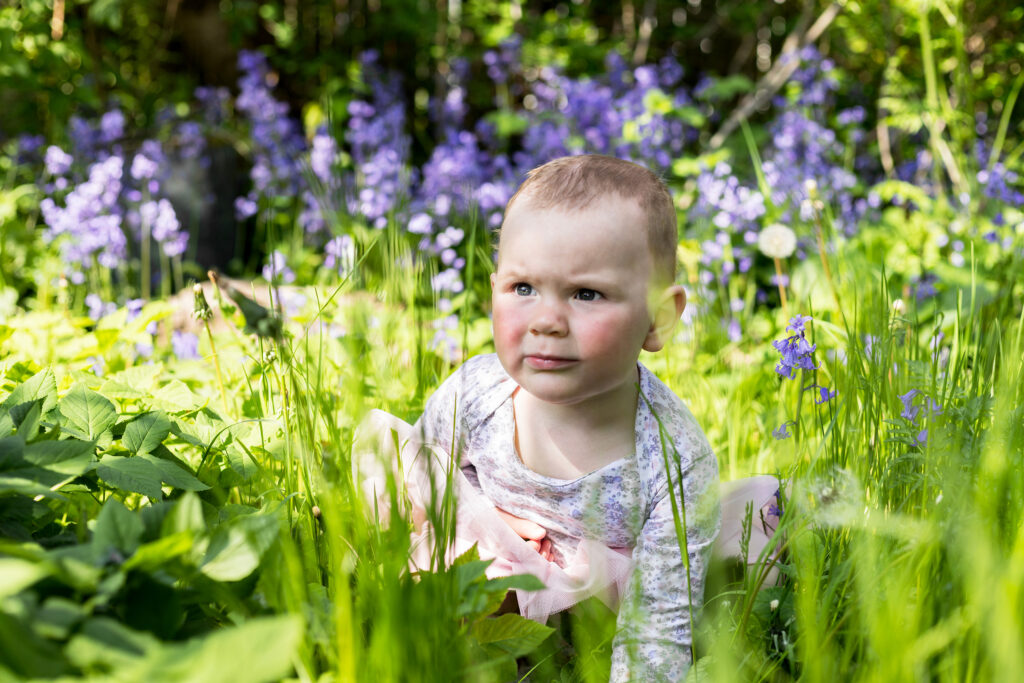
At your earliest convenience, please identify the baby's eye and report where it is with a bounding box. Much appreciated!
[575,288,602,301]
[514,283,534,296]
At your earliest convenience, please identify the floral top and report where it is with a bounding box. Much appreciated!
[415,354,720,681]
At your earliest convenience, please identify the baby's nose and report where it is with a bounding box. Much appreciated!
[528,299,568,336]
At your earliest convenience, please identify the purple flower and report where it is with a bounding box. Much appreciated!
[772,422,793,440]
[310,130,337,183]
[263,250,296,285]
[172,330,200,360]
[898,389,921,423]
[324,235,355,276]
[812,384,837,404]
[787,315,813,335]
[45,146,74,176]
[770,321,819,376]
[85,294,116,321]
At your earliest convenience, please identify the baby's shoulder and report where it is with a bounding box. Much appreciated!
[430,353,513,422]
[635,364,713,470]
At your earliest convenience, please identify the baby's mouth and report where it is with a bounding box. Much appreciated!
[524,354,578,370]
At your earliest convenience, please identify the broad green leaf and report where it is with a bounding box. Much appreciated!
[122,411,172,456]
[149,380,197,413]
[91,498,144,557]
[201,513,279,582]
[60,384,117,441]
[0,410,13,437]
[0,435,25,469]
[163,492,207,536]
[34,597,87,640]
[12,399,43,440]
[0,368,57,414]
[0,557,52,598]
[145,616,301,683]
[65,617,157,673]
[97,455,165,500]
[470,613,554,658]
[481,573,547,593]
[23,439,96,476]
[123,532,197,572]
[99,365,162,400]
[0,472,66,498]
[139,453,209,492]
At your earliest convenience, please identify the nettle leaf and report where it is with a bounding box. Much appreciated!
[144,616,301,682]
[122,411,172,456]
[23,439,96,476]
[123,531,197,572]
[163,492,206,536]
[0,557,53,599]
[60,384,117,441]
[149,380,198,413]
[0,368,57,415]
[11,399,44,440]
[65,616,157,674]
[0,435,25,469]
[470,613,554,659]
[98,365,162,401]
[138,453,209,492]
[97,455,165,500]
[91,498,144,558]
[201,512,280,582]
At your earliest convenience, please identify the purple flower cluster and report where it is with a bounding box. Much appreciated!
[40,155,128,282]
[773,315,818,379]
[345,51,412,230]
[234,50,308,223]
[897,389,943,444]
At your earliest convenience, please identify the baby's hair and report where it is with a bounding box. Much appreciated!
[501,155,678,282]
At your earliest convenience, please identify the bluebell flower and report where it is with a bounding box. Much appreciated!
[898,389,921,422]
[172,330,200,360]
[263,250,296,285]
[787,315,813,334]
[772,422,793,440]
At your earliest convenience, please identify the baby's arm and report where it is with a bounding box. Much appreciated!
[610,446,720,681]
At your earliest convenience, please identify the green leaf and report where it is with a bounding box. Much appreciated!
[23,439,96,476]
[65,617,157,673]
[12,399,43,440]
[483,572,547,593]
[201,513,279,582]
[97,455,165,500]
[99,365,161,400]
[91,498,144,558]
[470,613,554,658]
[1,368,57,414]
[163,492,206,536]
[0,557,52,599]
[138,453,209,491]
[0,435,25,469]
[145,616,302,683]
[149,380,197,413]
[34,597,87,640]
[60,384,117,441]
[123,532,197,572]
[122,411,172,456]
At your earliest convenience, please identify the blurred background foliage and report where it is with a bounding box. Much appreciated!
[3,0,1021,157]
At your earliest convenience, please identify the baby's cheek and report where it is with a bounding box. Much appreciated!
[491,303,524,350]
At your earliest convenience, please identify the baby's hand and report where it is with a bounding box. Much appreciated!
[495,507,554,562]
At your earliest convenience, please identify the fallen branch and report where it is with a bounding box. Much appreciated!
[709,1,844,149]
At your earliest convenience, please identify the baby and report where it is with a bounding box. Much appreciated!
[408,155,721,680]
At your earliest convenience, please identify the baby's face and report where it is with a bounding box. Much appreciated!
[491,196,658,408]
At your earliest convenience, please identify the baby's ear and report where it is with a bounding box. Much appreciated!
[643,285,686,352]
[490,272,497,289]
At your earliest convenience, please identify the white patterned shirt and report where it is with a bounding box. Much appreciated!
[415,353,720,681]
